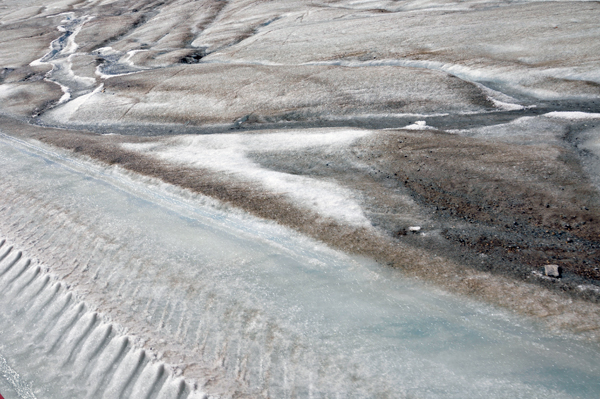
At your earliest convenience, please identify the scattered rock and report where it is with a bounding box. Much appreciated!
[545,264,562,278]
[179,51,205,64]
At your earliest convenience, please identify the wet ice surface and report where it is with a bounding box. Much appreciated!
[1,136,600,398]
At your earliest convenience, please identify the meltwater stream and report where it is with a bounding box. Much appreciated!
[1,133,600,398]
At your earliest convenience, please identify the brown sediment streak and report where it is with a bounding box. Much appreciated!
[2,115,600,340]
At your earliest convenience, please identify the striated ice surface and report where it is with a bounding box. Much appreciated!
[1,134,600,398]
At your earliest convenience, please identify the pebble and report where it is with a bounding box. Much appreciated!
[545,264,562,278]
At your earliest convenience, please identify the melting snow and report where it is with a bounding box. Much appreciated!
[401,120,436,130]
[544,111,600,120]
[124,129,373,227]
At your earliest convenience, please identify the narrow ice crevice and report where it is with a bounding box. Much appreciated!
[51,79,72,104]
[123,129,373,227]
[61,15,89,54]
[51,55,97,104]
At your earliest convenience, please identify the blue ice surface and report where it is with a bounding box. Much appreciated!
[0,133,600,398]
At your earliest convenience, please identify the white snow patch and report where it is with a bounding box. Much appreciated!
[63,15,94,54]
[0,84,21,99]
[544,111,600,120]
[488,98,526,111]
[56,81,71,104]
[124,49,148,67]
[123,129,373,227]
[401,120,436,130]
[46,83,104,121]
[473,82,528,111]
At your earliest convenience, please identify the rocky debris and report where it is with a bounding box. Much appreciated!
[360,129,600,285]
[545,264,562,278]
[179,51,205,64]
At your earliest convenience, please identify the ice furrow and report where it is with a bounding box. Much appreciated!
[72,324,114,380]
[0,238,204,398]
[119,352,154,399]
[130,363,167,399]
[30,14,97,106]
[0,246,12,267]
[7,274,50,318]
[101,348,147,399]
[2,264,40,304]
[33,288,74,339]
[84,336,132,398]
[155,376,189,399]
[0,249,21,278]
[1,258,31,294]
[23,280,62,328]
[61,312,100,367]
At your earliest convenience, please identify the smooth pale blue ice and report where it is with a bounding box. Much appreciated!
[0,133,599,398]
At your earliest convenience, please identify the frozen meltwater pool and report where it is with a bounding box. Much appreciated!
[0,133,599,398]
